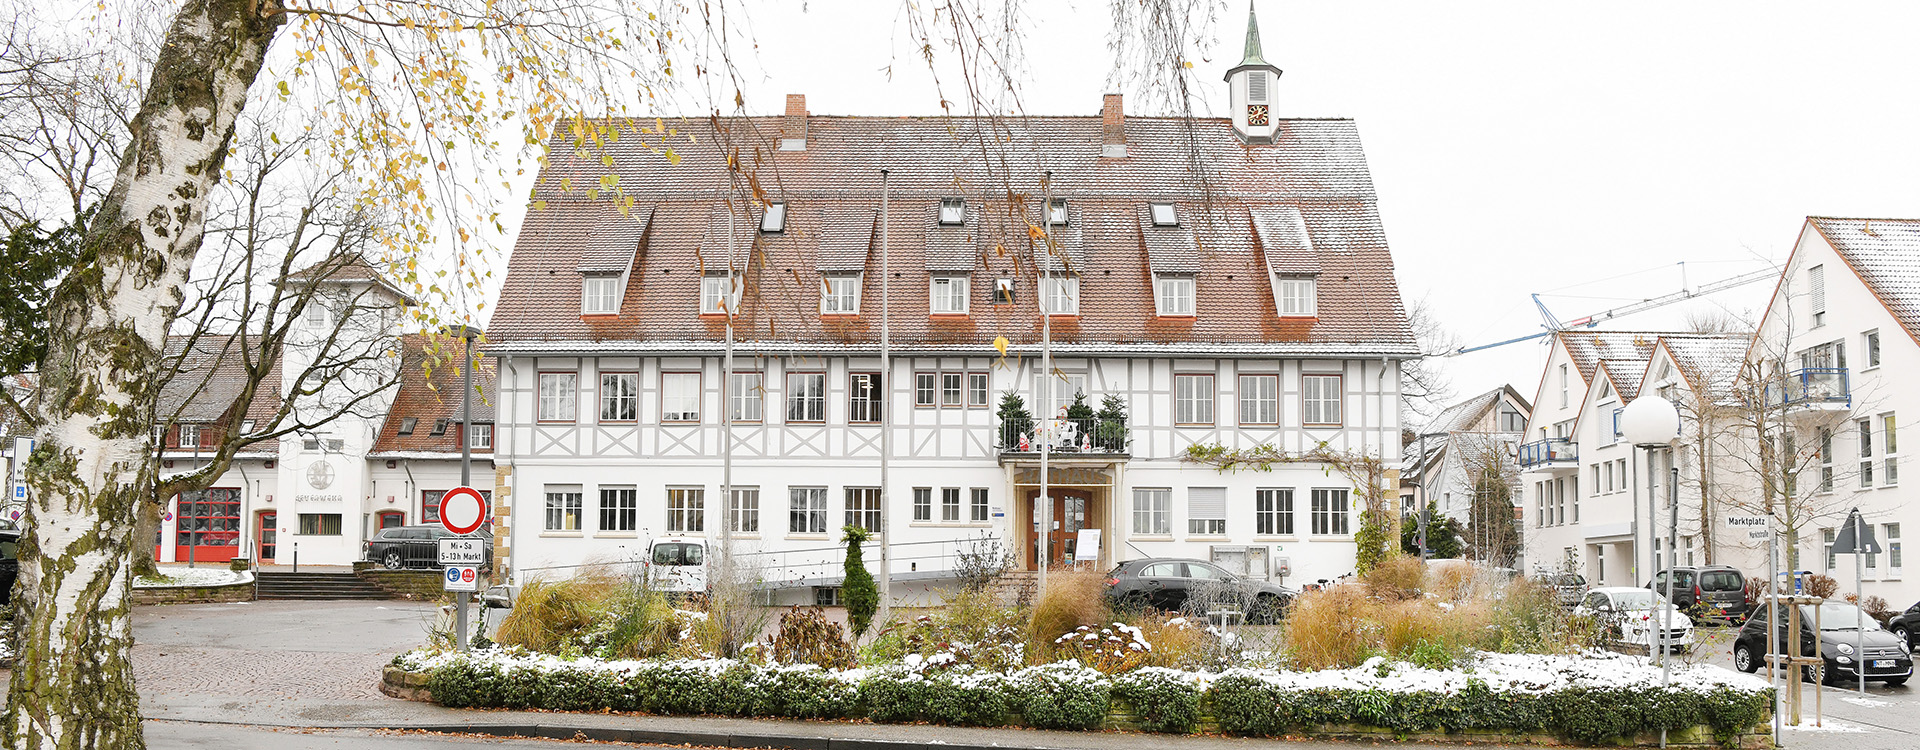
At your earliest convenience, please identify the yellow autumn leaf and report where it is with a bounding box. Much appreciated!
[993,336,1009,357]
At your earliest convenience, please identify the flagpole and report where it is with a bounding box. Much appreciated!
[878,169,893,616]
[1037,174,1053,592]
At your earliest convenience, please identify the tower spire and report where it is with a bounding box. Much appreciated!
[1240,2,1268,68]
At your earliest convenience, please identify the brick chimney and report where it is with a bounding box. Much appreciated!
[780,94,808,152]
[1101,93,1127,158]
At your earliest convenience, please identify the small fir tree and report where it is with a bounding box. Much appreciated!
[1095,393,1129,451]
[841,524,879,637]
[996,390,1033,449]
[1065,390,1095,421]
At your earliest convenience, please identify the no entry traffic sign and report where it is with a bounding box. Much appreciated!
[438,486,488,535]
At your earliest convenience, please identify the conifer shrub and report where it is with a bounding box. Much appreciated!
[841,525,878,638]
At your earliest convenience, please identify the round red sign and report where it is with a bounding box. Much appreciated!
[438,486,488,535]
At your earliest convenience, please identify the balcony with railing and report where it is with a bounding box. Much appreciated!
[1765,367,1850,411]
[998,417,1131,456]
[1518,437,1578,470]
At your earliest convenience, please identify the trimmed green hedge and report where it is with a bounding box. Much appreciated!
[415,655,1771,747]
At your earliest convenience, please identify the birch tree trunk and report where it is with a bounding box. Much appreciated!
[6,2,282,748]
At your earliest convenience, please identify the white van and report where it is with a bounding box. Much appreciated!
[648,537,707,593]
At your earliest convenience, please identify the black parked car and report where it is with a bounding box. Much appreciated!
[1105,558,1295,623]
[0,529,17,604]
[1890,600,1920,648]
[1645,566,1749,621]
[1732,597,1911,686]
[363,525,492,570]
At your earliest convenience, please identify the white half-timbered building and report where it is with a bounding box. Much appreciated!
[485,9,1418,600]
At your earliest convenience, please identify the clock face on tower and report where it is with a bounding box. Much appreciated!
[1246,104,1269,127]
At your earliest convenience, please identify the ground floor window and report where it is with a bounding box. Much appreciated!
[545,488,583,531]
[599,487,637,532]
[970,488,989,522]
[789,487,827,533]
[424,488,492,525]
[912,487,932,522]
[377,511,405,529]
[845,487,881,532]
[1255,488,1293,536]
[1310,488,1350,535]
[1187,487,1227,535]
[730,487,760,533]
[176,488,242,551]
[298,513,342,536]
[668,487,705,533]
[1132,488,1170,535]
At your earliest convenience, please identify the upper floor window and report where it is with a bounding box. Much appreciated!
[661,372,701,423]
[1042,276,1079,315]
[300,301,329,329]
[786,372,826,422]
[1809,264,1826,328]
[1046,198,1068,225]
[848,372,884,423]
[1149,202,1178,226]
[938,198,966,225]
[468,423,493,449]
[1239,374,1278,425]
[822,274,862,314]
[177,423,202,449]
[728,372,763,422]
[930,275,969,315]
[701,273,742,315]
[1174,374,1214,425]
[1277,276,1316,316]
[538,372,577,422]
[1302,373,1343,426]
[582,275,620,315]
[1558,364,1569,408]
[1155,274,1195,316]
[600,372,638,422]
[760,201,787,233]
[1866,330,1881,368]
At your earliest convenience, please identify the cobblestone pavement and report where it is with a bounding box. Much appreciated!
[133,600,444,711]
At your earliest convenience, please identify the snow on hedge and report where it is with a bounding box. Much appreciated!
[134,568,251,588]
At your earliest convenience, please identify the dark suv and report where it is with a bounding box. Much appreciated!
[1645,566,1748,621]
[364,525,492,570]
[1105,558,1295,623]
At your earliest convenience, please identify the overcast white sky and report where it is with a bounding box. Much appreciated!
[502,1,1920,414]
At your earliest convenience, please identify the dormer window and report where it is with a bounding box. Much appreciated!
[760,201,787,233]
[930,275,969,315]
[177,423,201,449]
[1154,274,1195,316]
[431,419,450,436]
[397,417,418,436]
[822,274,862,314]
[701,273,742,315]
[1277,275,1316,316]
[1149,202,1178,226]
[581,274,620,315]
[938,198,966,225]
[993,277,1016,305]
[1042,276,1079,315]
[1047,199,1068,225]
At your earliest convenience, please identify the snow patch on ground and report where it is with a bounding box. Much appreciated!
[1839,695,1892,708]
[134,567,250,588]
[1781,719,1870,733]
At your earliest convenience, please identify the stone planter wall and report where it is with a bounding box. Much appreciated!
[133,576,255,606]
[358,570,451,601]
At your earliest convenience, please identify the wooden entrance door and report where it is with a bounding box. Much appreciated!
[1026,489,1095,570]
[257,511,277,563]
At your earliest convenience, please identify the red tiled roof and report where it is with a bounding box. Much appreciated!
[1808,217,1920,345]
[488,113,1414,356]
[156,335,283,455]
[372,334,497,455]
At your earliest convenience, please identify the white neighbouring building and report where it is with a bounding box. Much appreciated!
[1517,330,1752,586]
[484,8,1418,601]
[149,264,495,568]
[1401,385,1532,566]
[1751,217,1918,605]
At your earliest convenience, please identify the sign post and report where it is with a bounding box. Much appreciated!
[439,484,488,652]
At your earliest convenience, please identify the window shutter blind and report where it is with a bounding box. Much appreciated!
[1189,487,1227,519]
[1810,265,1826,313]
[1248,71,1267,103]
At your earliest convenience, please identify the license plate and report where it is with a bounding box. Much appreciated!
[1873,659,1895,668]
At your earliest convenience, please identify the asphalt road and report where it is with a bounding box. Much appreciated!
[1685,622,1919,749]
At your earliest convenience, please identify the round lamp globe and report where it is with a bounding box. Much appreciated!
[1620,395,1681,447]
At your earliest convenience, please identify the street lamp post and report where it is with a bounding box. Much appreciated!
[1619,393,1680,738]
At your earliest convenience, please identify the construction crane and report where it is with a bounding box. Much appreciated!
[1451,265,1780,356]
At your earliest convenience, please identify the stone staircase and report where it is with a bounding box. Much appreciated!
[255,571,395,600]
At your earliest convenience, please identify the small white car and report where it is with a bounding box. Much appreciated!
[1574,586,1696,654]
[648,537,708,593]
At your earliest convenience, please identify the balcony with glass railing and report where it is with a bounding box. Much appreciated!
[1765,367,1850,411]
[1518,437,1577,469]
[998,417,1130,455]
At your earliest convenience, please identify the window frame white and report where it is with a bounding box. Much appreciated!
[1187,487,1228,536]
[1174,373,1215,426]
[701,273,742,315]
[545,487,583,532]
[1277,276,1317,316]
[760,201,787,233]
[1238,373,1279,425]
[845,487,882,532]
[667,487,705,534]
[1301,373,1344,427]
[1132,487,1171,536]
[598,486,637,532]
[727,371,763,423]
[821,274,862,314]
[1255,487,1294,536]
[660,371,702,423]
[1041,275,1079,315]
[598,372,638,422]
[1149,202,1177,226]
[538,372,579,423]
[729,486,760,534]
[581,274,621,315]
[1310,488,1351,536]
[1154,274,1195,317]
[785,372,826,422]
[938,198,966,225]
[788,487,828,535]
[929,275,970,315]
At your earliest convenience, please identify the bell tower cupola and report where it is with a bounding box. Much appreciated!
[1224,3,1283,145]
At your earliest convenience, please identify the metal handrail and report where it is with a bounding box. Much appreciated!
[1518,437,1576,468]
